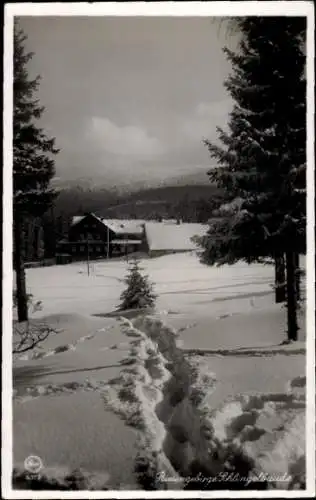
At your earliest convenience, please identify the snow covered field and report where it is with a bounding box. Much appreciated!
[12,252,307,490]
[20,252,280,317]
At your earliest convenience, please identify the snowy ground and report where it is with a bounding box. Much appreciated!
[12,253,307,490]
[19,253,306,345]
[13,316,140,489]
[15,253,282,316]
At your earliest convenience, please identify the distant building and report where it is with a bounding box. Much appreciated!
[56,213,145,263]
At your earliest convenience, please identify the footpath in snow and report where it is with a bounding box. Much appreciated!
[100,314,306,491]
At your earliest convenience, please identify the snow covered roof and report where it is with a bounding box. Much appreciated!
[144,222,208,252]
[70,213,145,235]
[111,239,142,245]
[101,219,145,235]
[71,216,85,226]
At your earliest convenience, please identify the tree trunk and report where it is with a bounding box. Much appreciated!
[275,253,286,303]
[294,252,301,302]
[24,218,33,262]
[14,214,28,322]
[285,251,298,341]
[36,224,45,260]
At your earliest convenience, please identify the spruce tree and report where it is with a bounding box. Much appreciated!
[198,17,306,341]
[14,20,59,321]
[118,259,157,311]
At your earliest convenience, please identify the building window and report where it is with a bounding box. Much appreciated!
[80,245,85,252]
[72,246,76,253]
[96,246,101,252]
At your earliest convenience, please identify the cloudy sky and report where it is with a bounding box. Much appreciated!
[19,16,237,188]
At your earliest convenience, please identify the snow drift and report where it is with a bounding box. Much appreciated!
[104,314,306,490]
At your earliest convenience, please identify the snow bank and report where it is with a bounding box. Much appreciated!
[100,317,182,490]
[127,315,306,490]
[133,315,243,483]
[207,391,305,489]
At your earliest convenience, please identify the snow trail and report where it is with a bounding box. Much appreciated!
[100,312,306,490]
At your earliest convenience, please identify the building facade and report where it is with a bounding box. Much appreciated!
[56,213,145,263]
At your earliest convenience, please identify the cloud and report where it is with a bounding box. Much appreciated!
[182,99,233,141]
[86,117,164,157]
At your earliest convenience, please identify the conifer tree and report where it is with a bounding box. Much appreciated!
[118,259,157,311]
[197,17,306,341]
[14,20,59,321]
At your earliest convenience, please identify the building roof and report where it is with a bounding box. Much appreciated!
[69,214,208,252]
[70,213,145,235]
[144,222,208,252]
[111,239,142,245]
[101,219,145,235]
[71,216,85,226]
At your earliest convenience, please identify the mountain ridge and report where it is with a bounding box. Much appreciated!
[51,169,212,194]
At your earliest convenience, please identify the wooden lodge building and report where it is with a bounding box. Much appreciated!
[56,213,145,263]
[56,212,208,264]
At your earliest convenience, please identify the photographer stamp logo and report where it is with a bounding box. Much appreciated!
[24,455,43,474]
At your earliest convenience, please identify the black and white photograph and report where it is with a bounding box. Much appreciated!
[2,2,315,497]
